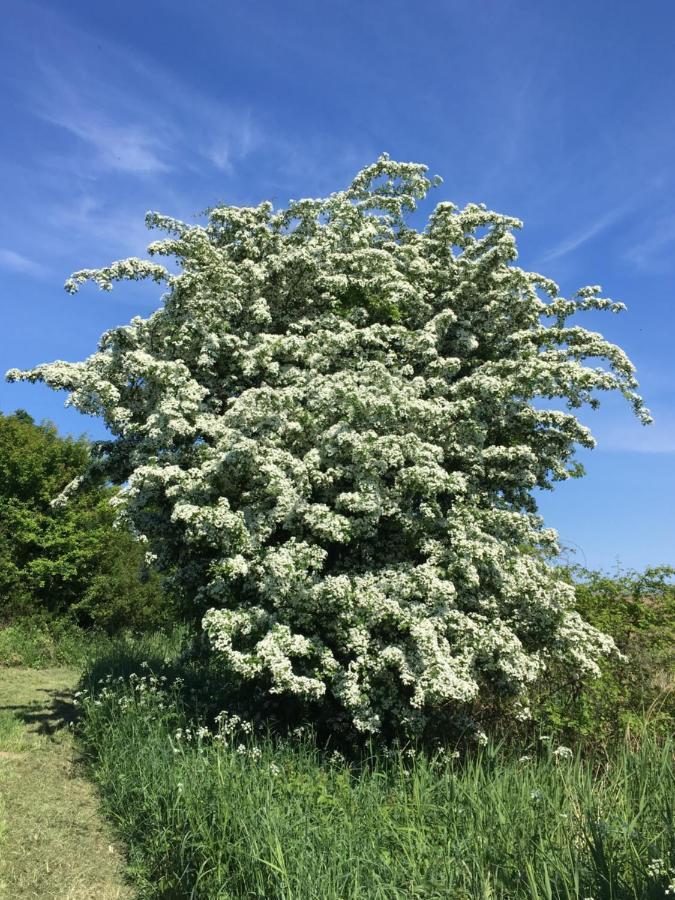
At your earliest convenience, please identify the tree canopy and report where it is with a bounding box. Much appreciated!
[0,410,168,630]
[8,156,649,736]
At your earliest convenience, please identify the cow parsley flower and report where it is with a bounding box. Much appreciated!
[553,745,573,760]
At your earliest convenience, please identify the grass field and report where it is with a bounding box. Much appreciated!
[75,648,675,900]
[1,623,673,898]
[0,666,132,899]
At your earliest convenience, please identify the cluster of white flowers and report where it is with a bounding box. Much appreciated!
[474,730,489,747]
[172,723,212,750]
[552,745,573,761]
[9,155,649,736]
[236,743,262,759]
[329,749,347,766]
[647,858,675,894]
[75,670,174,727]
[429,747,461,770]
[648,859,665,878]
[214,710,253,746]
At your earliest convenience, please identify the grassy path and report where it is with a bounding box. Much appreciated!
[0,667,132,899]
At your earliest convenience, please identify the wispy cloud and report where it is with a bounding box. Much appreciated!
[593,420,675,454]
[42,194,152,260]
[27,61,178,177]
[205,115,259,173]
[538,206,626,263]
[14,18,260,181]
[533,171,672,269]
[44,114,171,175]
[1,2,376,220]
[0,9,270,290]
[0,248,46,277]
[625,216,675,270]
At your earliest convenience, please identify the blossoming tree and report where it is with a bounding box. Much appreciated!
[8,156,649,735]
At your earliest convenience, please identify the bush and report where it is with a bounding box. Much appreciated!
[10,156,650,738]
[531,566,675,747]
[0,618,105,668]
[0,619,189,669]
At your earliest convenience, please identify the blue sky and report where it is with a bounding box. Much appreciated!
[1,0,673,571]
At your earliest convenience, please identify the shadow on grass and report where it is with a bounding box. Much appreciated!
[1,689,78,737]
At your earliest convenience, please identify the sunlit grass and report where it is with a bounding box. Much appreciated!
[0,667,132,899]
[0,710,33,753]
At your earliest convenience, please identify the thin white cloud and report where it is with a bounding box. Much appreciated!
[625,217,675,269]
[27,60,174,176]
[206,115,259,173]
[535,174,670,268]
[127,61,262,176]
[5,3,375,202]
[43,194,151,258]
[45,114,171,175]
[594,421,675,454]
[0,248,46,277]
[3,9,260,182]
[538,206,626,263]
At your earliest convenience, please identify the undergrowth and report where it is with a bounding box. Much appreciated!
[77,656,675,899]
[0,618,188,669]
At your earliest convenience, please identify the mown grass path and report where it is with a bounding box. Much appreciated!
[0,667,132,899]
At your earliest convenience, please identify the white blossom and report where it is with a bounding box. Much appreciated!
[8,155,649,736]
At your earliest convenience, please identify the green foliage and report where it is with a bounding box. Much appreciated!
[0,618,91,667]
[0,407,89,503]
[0,409,174,632]
[531,566,675,746]
[77,646,675,899]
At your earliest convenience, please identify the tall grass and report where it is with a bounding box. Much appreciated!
[0,618,96,667]
[77,662,675,899]
[0,618,189,669]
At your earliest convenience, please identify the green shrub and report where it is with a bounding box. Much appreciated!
[531,566,675,747]
[0,618,92,667]
[0,618,188,669]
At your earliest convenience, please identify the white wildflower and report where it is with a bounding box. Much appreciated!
[553,745,573,760]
